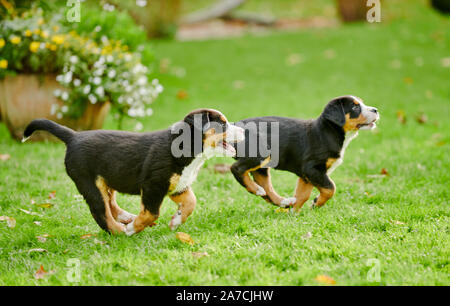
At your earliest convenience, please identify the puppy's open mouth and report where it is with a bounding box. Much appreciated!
[218,140,236,156]
[357,119,377,129]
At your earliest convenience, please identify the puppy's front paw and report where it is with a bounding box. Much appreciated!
[169,210,182,231]
[125,221,136,236]
[255,185,266,196]
[280,197,297,208]
[117,211,137,224]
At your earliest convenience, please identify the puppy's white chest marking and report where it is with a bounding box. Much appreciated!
[172,154,207,194]
[327,131,358,175]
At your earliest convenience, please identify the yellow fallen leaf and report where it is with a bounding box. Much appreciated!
[48,191,56,199]
[35,203,53,209]
[176,232,194,245]
[390,220,406,225]
[275,208,289,213]
[315,274,336,285]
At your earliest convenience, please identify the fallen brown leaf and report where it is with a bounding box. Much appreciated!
[48,191,56,199]
[176,232,194,245]
[415,113,428,124]
[380,168,390,176]
[192,251,209,258]
[214,163,231,174]
[315,274,336,285]
[176,90,188,100]
[0,154,10,161]
[34,265,47,280]
[80,234,96,239]
[396,110,406,124]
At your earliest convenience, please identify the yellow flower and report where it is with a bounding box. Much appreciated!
[40,31,49,38]
[10,36,21,44]
[34,29,41,35]
[29,41,40,53]
[45,43,57,51]
[0,59,8,69]
[51,35,64,45]
[24,30,32,37]
[52,25,60,32]
[38,18,44,25]
[0,38,5,48]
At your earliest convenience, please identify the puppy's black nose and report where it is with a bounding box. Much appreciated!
[370,108,378,114]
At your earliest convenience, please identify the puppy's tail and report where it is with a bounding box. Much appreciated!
[23,119,75,144]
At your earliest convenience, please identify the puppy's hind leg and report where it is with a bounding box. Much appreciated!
[168,188,196,231]
[108,189,136,224]
[252,168,296,207]
[231,159,268,197]
[73,177,126,234]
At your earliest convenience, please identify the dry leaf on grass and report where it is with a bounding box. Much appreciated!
[36,234,51,243]
[403,77,414,84]
[48,191,56,199]
[275,208,289,213]
[415,113,428,124]
[33,221,42,226]
[33,265,55,280]
[396,110,407,124]
[315,274,336,285]
[0,154,11,161]
[35,203,53,209]
[380,168,390,176]
[19,208,42,217]
[176,90,188,100]
[80,234,96,239]
[214,163,231,174]
[0,216,16,228]
[176,232,195,245]
[93,238,106,245]
[192,251,209,258]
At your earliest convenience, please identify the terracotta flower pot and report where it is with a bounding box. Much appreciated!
[0,74,110,141]
[336,0,369,22]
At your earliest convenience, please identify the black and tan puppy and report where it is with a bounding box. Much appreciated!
[23,109,244,235]
[231,95,379,211]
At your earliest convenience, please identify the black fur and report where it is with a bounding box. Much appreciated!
[24,109,230,232]
[231,96,369,204]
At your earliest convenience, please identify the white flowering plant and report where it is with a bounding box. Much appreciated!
[0,6,162,122]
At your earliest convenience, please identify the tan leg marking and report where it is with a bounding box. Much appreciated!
[242,157,271,195]
[168,188,197,230]
[314,184,336,208]
[95,177,126,234]
[252,170,284,205]
[132,203,158,234]
[108,189,135,224]
[292,178,314,211]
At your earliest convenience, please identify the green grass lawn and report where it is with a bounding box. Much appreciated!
[0,2,449,285]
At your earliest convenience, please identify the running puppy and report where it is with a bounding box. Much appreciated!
[23,109,245,235]
[231,96,379,211]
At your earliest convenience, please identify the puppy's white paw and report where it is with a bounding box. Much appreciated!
[125,221,135,236]
[169,210,182,231]
[255,185,266,196]
[280,197,297,208]
[117,211,137,224]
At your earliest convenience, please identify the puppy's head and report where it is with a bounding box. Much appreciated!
[183,108,245,157]
[322,95,379,132]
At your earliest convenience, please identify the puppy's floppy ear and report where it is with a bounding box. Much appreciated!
[183,109,210,131]
[322,97,346,127]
